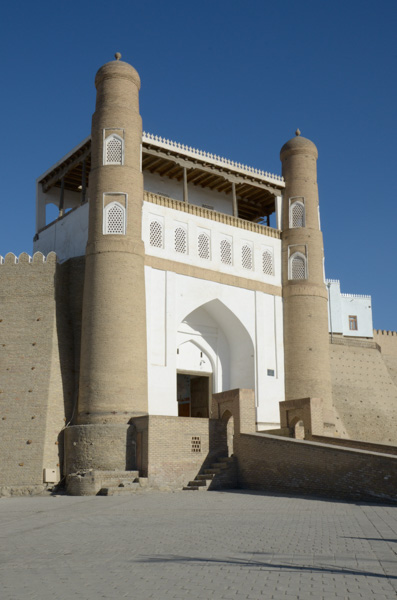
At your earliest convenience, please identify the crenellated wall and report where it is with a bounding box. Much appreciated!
[0,253,84,495]
[373,329,397,388]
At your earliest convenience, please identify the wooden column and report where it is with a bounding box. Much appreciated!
[232,182,238,217]
[59,177,65,217]
[183,167,188,203]
[81,160,86,204]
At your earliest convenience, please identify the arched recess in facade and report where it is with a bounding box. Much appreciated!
[177,298,255,395]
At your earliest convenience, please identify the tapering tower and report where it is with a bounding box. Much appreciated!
[280,131,335,426]
[65,55,148,484]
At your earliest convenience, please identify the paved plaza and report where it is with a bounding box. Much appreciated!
[0,489,396,599]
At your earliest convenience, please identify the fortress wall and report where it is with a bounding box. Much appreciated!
[330,342,397,444]
[0,253,77,493]
[373,330,397,387]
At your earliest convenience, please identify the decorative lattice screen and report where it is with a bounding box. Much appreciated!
[105,135,122,165]
[291,202,304,228]
[262,250,273,275]
[242,245,253,270]
[191,436,201,453]
[174,227,187,254]
[291,255,306,279]
[198,233,210,260]
[106,203,124,234]
[149,220,163,248]
[220,239,232,265]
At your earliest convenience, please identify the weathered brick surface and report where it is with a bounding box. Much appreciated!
[0,253,73,489]
[132,415,228,488]
[373,329,397,387]
[330,342,397,443]
[235,432,397,502]
[311,434,397,455]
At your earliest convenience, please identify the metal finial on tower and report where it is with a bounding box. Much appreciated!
[115,52,122,61]
[295,128,301,136]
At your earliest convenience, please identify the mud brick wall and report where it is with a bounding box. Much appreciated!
[235,432,397,503]
[132,415,228,488]
[0,253,83,492]
[330,342,397,444]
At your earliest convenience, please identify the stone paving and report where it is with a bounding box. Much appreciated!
[0,489,396,599]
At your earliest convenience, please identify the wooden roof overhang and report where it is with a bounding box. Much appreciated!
[39,138,91,195]
[142,145,282,221]
[38,137,284,222]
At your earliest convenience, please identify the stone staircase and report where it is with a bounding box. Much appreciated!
[97,470,149,496]
[183,456,237,491]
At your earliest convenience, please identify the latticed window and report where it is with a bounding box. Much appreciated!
[242,245,253,270]
[104,202,125,234]
[149,220,163,248]
[290,201,305,228]
[290,254,306,279]
[104,134,123,165]
[174,227,187,254]
[262,250,273,275]
[198,233,210,260]
[220,239,232,265]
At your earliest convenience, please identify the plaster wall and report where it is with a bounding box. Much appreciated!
[327,279,373,338]
[36,183,82,232]
[34,203,89,261]
[145,266,285,428]
[144,171,234,215]
[143,201,281,286]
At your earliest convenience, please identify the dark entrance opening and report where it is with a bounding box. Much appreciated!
[177,373,210,418]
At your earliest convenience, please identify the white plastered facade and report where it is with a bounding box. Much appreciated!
[145,266,285,428]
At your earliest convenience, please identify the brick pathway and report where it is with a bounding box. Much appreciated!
[0,490,396,599]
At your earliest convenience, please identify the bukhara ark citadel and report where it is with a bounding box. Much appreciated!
[1,55,397,499]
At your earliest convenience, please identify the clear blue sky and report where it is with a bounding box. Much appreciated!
[1,0,396,330]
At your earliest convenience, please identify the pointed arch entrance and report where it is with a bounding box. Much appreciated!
[176,299,255,418]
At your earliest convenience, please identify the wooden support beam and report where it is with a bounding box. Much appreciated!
[142,147,280,195]
[42,146,91,193]
[232,182,238,218]
[183,167,188,203]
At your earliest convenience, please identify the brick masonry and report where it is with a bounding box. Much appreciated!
[235,431,397,502]
[1,251,397,497]
[330,340,397,443]
[0,253,75,492]
[131,415,228,488]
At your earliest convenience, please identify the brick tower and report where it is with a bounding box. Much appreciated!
[65,55,148,491]
[280,131,335,430]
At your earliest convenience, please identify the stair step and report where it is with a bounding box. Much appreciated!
[99,482,141,496]
[196,473,215,481]
[212,462,228,469]
[188,480,207,487]
[203,468,222,475]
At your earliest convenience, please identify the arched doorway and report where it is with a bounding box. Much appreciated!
[291,418,305,440]
[177,300,255,414]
